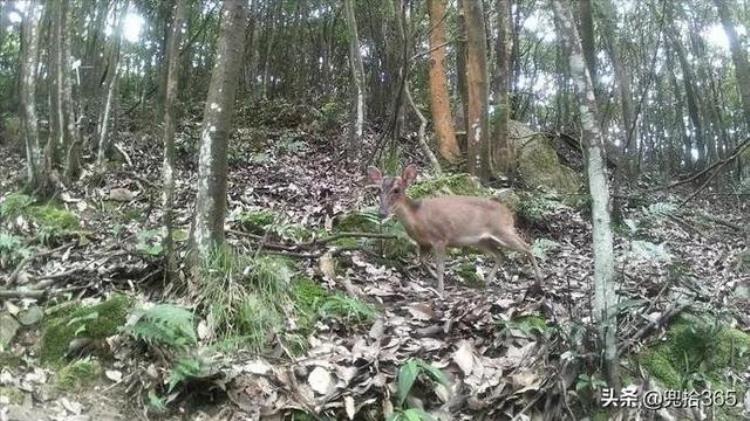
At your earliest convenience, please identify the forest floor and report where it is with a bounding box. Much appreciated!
[1,104,749,420]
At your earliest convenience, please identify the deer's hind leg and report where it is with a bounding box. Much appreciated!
[485,232,542,283]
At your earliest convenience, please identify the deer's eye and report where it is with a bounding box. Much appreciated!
[392,188,400,194]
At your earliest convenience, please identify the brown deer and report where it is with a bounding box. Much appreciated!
[367,164,542,295]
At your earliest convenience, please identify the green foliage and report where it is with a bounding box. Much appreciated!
[0,232,32,269]
[334,208,413,259]
[135,229,163,256]
[41,295,131,364]
[292,278,377,331]
[198,247,296,352]
[32,204,79,244]
[277,132,308,155]
[0,193,34,219]
[454,261,484,287]
[531,238,560,261]
[387,408,435,421]
[639,315,750,391]
[1,115,22,148]
[55,358,102,391]
[167,356,209,392]
[516,191,567,223]
[236,208,314,242]
[575,372,608,394]
[125,304,197,350]
[320,101,344,132]
[396,359,449,408]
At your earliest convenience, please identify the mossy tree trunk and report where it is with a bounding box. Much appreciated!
[552,0,618,388]
[190,0,247,270]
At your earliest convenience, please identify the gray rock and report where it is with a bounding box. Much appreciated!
[17,306,43,326]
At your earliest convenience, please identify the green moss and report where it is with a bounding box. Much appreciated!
[0,386,24,404]
[407,173,490,200]
[455,262,485,288]
[40,294,131,364]
[639,315,750,391]
[55,358,102,391]
[237,209,277,235]
[291,278,377,329]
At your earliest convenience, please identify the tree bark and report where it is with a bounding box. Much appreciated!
[461,0,491,181]
[19,1,44,191]
[344,0,366,150]
[190,0,247,266]
[552,0,618,387]
[61,0,81,181]
[426,0,460,164]
[96,1,129,168]
[162,0,187,277]
[493,0,513,174]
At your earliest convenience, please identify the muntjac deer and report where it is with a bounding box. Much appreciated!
[367,164,542,295]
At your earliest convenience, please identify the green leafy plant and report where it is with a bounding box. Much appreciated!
[0,192,34,219]
[0,232,32,269]
[125,304,197,350]
[396,359,449,408]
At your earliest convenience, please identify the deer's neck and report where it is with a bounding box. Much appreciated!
[393,197,422,234]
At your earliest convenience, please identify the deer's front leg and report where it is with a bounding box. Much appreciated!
[433,243,446,296]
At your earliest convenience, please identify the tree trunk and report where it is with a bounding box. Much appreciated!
[577,0,596,86]
[344,0,366,150]
[19,1,45,192]
[426,0,460,164]
[493,0,513,174]
[162,0,187,277]
[665,14,705,168]
[461,0,491,181]
[190,0,247,266]
[96,1,128,168]
[714,0,750,130]
[61,0,81,181]
[552,0,618,387]
[456,2,469,147]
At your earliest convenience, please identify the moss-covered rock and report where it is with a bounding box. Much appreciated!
[55,358,102,391]
[407,173,491,199]
[639,314,750,392]
[40,295,131,364]
[509,120,581,194]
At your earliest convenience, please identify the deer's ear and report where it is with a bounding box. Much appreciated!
[367,166,383,185]
[402,164,418,186]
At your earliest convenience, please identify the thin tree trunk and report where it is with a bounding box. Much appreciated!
[96,1,128,168]
[162,0,187,277]
[462,0,491,181]
[427,0,460,164]
[58,0,81,181]
[552,0,618,388]
[190,0,247,267]
[20,1,44,190]
[493,0,513,174]
[456,2,469,146]
[344,0,366,149]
